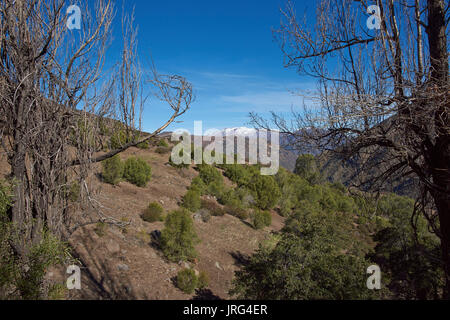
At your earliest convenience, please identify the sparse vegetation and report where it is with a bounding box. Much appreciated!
[201,199,225,216]
[155,146,171,154]
[194,209,211,223]
[94,222,107,237]
[1,0,448,301]
[68,181,81,202]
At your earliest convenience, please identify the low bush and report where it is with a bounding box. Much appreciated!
[181,190,201,212]
[141,202,164,222]
[160,209,199,262]
[198,164,223,185]
[136,140,149,149]
[197,271,209,289]
[206,180,225,199]
[223,164,252,187]
[123,157,152,187]
[201,199,225,216]
[225,206,249,220]
[194,209,211,223]
[176,268,198,294]
[189,177,207,195]
[101,155,123,185]
[219,189,242,208]
[158,139,169,147]
[249,175,281,210]
[252,210,272,230]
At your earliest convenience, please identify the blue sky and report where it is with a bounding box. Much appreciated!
[101,0,318,132]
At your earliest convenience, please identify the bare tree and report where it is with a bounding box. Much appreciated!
[251,0,449,297]
[0,0,193,267]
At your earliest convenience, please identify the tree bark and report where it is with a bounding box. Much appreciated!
[427,0,450,299]
[430,135,450,298]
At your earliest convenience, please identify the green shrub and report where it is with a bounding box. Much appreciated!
[206,180,225,199]
[197,271,209,289]
[160,209,199,262]
[230,203,379,300]
[176,268,198,294]
[123,157,152,187]
[201,199,225,216]
[225,206,248,220]
[294,154,322,185]
[248,175,281,210]
[223,164,252,187]
[252,210,271,230]
[68,181,80,202]
[219,190,241,207]
[189,177,207,195]
[136,140,150,149]
[110,129,128,149]
[0,180,12,219]
[0,228,72,300]
[101,155,124,185]
[219,188,253,208]
[158,139,169,147]
[94,222,107,237]
[142,202,164,222]
[181,190,201,212]
[1,183,72,300]
[47,283,67,300]
[198,164,223,185]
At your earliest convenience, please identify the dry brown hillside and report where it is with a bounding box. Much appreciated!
[1,139,284,300]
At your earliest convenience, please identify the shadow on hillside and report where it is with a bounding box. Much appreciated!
[240,220,254,229]
[229,251,250,267]
[191,288,222,300]
[70,229,146,300]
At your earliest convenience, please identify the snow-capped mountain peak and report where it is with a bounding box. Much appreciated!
[204,127,278,137]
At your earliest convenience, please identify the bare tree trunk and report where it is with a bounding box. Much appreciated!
[433,187,450,298]
[11,144,28,256]
[427,0,450,298]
